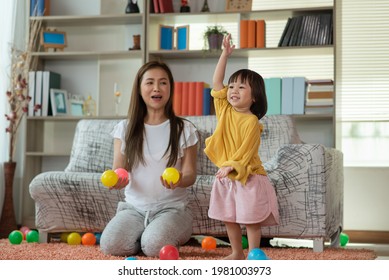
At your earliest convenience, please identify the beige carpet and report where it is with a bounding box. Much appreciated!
[0,238,377,260]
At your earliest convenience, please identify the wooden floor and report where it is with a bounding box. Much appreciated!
[271,238,389,260]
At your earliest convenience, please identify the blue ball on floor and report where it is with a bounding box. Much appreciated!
[125,256,137,260]
[247,248,268,260]
[94,232,102,245]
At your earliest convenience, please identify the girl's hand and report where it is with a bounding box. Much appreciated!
[110,174,131,190]
[216,166,234,179]
[160,171,183,190]
[222,34,235,57]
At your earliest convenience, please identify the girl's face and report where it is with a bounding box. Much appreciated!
[227,76,253,114]
[140,67,171,111]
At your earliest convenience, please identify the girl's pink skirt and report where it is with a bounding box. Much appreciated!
[208,174,279,225]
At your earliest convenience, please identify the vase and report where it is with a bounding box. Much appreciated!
[0,161,18,238]
[125,0,140,13]
[207,34,224,50]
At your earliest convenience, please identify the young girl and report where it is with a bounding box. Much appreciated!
[100,61,198,257]
[204,34,279,260]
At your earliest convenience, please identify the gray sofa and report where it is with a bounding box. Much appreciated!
[29,115,343,252]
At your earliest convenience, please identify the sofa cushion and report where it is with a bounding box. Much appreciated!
[65,119,121,173]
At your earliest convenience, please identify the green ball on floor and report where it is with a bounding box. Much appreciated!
[8,230,23,245]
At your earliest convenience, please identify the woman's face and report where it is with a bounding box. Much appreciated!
[140,67,171,112]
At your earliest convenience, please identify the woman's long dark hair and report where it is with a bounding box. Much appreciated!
[124,61,184,171]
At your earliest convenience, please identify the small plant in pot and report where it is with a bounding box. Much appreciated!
[203,25,229,51]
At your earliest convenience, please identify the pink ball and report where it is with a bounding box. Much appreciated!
[159,245,179,260]
[115,168,129,182]
[19,226,30,239]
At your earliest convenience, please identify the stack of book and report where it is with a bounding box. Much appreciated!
[151,0,174,13]
[240,19,265,48]
[305,79,334,114]
[173,81,212,116]
[278,13,333,47]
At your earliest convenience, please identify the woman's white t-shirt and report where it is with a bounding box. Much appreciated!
[111,119,198,212]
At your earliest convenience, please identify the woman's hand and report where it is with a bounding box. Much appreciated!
[160,171,183,190]
[110,173,131,190]
[216,166,234,179]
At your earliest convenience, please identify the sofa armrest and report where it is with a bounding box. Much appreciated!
[29,171,125,233]
[262,144,343,239]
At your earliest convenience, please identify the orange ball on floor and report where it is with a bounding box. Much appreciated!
[81,232,96,246]
[201,236,217,250]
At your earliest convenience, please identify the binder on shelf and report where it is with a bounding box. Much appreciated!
[240,20,249,48]
[41,71,61,116]
[181,82,189,116]
[292,77,307,114]
[264,78,282,115]
[202,87,211,116]
[281,77,293,114]
[34,71,43,116]
[173,81,183,116]
[247,20,256,48]
[28,71,36,116]
[188,82,196,116]
[256,20,265,48]
[195,82,204,116]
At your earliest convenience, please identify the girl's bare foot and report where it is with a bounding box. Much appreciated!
[223,252,245,260]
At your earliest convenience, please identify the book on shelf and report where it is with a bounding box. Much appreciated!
[280,16,297,47]
[173,81,183,116]
[292,77,307,114]
[181,82,189,116]
[307,91,333,99]
[264,77,282,115]
[34,71,43,116]
[195,82,204,116]
[240,20,249,48]
[307,79,333,85]
[247,20,256,48]
[305,98,334,106]
[188,82,196,116]
[153,0,160,13]
[41,71,61,117]
[202,87,211,116]
[308,84,334,92]
[28,71,36,116]
[256,20,265,48]
[278,17,291,47]
[30,0,50,16]
[304,105,334,115]
[158,0,174,13]
[281,77,293,114]
[289,15,303,46]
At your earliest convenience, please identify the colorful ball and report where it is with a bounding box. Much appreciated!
[19,226,30,239]
[60,232,70,243]
[101,170,119,188]
[94,232,102,245]
[115,168,129,183]
[81,232,96,246]
[67,232,82,245]
[125,256,138,260]
[340,232,349,247]
[201,236,217,250]
[241,235,248,249]
[159,245,179,260]
[247,248,268,260]
[8,230,23,245]
[162,167,180,184]
[26,230,39,243]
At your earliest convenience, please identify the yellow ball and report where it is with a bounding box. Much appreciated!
[67,232,82,245]
[101,170,119,188]
[162,167,180,184]
[60,232,70,243]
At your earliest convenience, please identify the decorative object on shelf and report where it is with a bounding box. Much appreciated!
[203,25,228,51]
[40,29,67,52]
[83,95,96,116]
[180,0,190,13]
[201,0,210,12]
[70,96,85,116]
[50,88,68,116]
[225,0,252,12]
[159,25,189,51]
[0,161,17,238]
[2,19,42,237]
[114,83,121,116]
[125,0,140,13]
[129,34,141,50]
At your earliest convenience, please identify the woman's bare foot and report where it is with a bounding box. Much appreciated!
[223,252,245,260]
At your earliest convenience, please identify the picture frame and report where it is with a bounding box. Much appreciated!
[50,89,68,116]
[176,25,189,50]
[40,29,68,51]
[225,0,252,12]
[159,25,189,50]
[70,99,84,116]
[159,25,174,50]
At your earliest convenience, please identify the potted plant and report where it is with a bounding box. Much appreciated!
[203,25,229,50]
